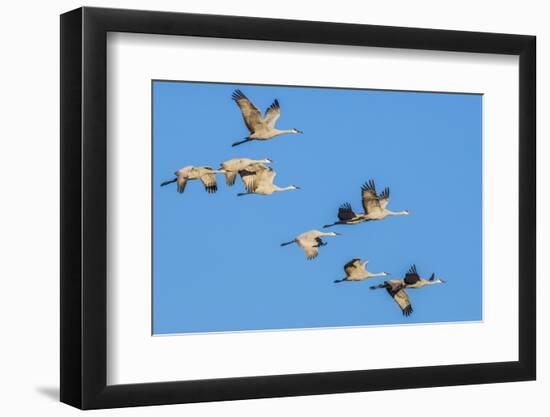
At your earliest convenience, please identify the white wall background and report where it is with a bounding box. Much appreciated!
[0,0,544,415]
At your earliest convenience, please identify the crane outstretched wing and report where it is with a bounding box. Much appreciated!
[344,258,362,275]
[239,163,269,192]
[390,288,413,316]
[361,180,383,214]
[224,171,237,186]
[176,177,187,193]
[174,166,194,193]
[232,90,264,133]
[239,163,269,176]
[264,99,281,128]
[337,203,358,221]
[249,169,276,192]
[239,165,274,192]
[240,172,258,192]
[379,187,390,209]
[404,264,421,285]
[199,172,218,194]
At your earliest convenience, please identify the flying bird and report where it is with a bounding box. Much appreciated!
[231,89,303,147]
[219,158,273,186]
[324,180,410,227]
[369,264,446,316]
[160,166,224,194]
[280,230,340,260]
[237,163,300,196]
[334,258,390,283]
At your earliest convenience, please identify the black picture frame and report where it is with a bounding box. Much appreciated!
[60,6,536,410]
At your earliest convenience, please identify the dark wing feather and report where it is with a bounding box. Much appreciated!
[379,187,390,209]
[344,258,361,275]
[343,258,361,270]
[404,264,420,285]
[337,203,358,221]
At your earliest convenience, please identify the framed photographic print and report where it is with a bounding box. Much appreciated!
[60,6,536,410]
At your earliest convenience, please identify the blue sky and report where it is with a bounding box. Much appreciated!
[152,80,482,335]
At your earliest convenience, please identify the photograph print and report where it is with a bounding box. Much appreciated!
[153,80,482,335]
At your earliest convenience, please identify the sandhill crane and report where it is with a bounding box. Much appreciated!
[369,264,445,316]
[219,158,273,186]
[231,89,303,147]
[280,230,340,260]
[324,180,410,228]
[160,166,224,194]
[334,258,390,283]
[237,163,300,196]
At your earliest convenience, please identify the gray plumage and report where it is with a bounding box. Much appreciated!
[160,165,223,194]
[231,90,303,147]
[324,180,410,227]
[237,164,300,196]
[369,265,445,316]
[280,230,340,260]
[334,258,390,283]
